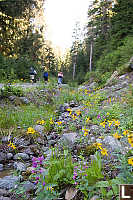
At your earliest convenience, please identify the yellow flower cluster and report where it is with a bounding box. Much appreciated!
[82,128,89,136]
[8,141,16,149]
[100,119,120,128]
[94,142,108,156]
[128,133,133,147]
[113,132,122,139]
[128,157,133,166]
[56,121,62,125]
[36,120,45,125]
[27,127,36,134]
[46,187,54,191]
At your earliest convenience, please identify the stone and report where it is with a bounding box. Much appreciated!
[36,137,46,145]
[13,153,29,161]
[19,97,30,104]
[90,195,99,200]
[6,153,13,160]
[13,137,30,147]
[13,162,26,172]
[60,133,78,146]
[22,181,35,192]
[1,137,9,144]
[103,136,124,152]
[0,197,11,200]
[0,188,9,196]
[0,153,6,162]
[0,176,20,190]
[34,125,44,135]
[8,96,16,101]
[0,164,3,171]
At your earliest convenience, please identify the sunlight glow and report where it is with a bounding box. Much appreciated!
[44,0,92,53]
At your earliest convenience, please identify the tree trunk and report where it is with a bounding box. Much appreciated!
[89,42,93,72]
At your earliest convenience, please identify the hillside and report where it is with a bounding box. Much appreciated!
[0,70,132,200]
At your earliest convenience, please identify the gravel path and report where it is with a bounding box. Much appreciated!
[0,82,42,90]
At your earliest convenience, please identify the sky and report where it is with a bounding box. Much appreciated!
[44,0,92,54]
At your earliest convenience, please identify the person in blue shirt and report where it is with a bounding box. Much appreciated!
[43,71,48,83]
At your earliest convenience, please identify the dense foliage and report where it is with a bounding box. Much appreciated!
[65,0,133,85]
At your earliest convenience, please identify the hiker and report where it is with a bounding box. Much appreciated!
[58,72,63,84]
[43,71,48,83]
[29,67,37,83]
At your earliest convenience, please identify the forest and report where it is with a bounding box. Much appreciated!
[0,1,133,200]
[0,0,133,85]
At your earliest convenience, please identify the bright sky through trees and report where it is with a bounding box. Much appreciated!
[45,0,92,53]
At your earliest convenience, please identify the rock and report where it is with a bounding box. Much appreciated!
[1,137,9,144]
[60,133,78,147]
[6,153,13,160]
[0,176,20,190]
[90,125,100,135]
[0,197,11,200]
[0,153,6,162]
[69,101,77,108]
[65,187,78,200]
[8,96,16,101]
[90,195,99,200]
[34,125,44,135]
[105,71,119,86]
[22,181,35,192]
[89,82,97,89]
[36,137,46,145]
[0,164,3,171]
[0,189,10,196]
[19,97,30,104]
[13,162,26,172]
[103,136,124,152]
[13,137,30,147]
[13,153,29,161]
[24,147,34,155]
[48,140,56,147]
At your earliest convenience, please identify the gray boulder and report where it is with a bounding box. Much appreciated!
[0,153,6,162]
[22,181,35,192]
[59,132,78,147]
[103,136,124,152]
[0,176,20,190]
[0,164,3,171]
[13,162,26,172]
[13,153,29,161]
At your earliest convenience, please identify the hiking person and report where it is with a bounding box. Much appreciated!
[43,71,48,83]
[29,66,37,83]
[58,72,63,84]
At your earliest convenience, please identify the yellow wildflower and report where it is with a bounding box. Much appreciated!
[128,134,133,147]
[122,130,129,136]
[56,121,62,125]
[82,128,89,136]
[100,148,108,156]
[106,112,110,116]
[50,118,54,124]
[94,142,102,149]
[37,120,45,125]
[76,110,81,116]
[66,108,72,115]
[108,120,113,127]
[72,114,77,120]
[114,120,120,127]
[100,121,106,128]
[128,157,133,166]
[27,127,35,134]
[113,132,122,139]
[86,117,90,123]
[8,141,16,149]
